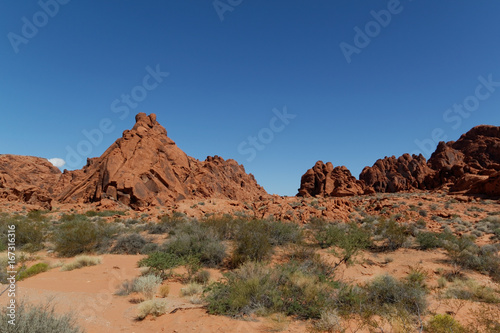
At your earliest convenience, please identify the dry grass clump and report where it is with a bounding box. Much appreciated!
[60,256,102,271]
[136,299,168,320]
[0,301,84,333]
[180,282,203,297]
[133,274,162,300]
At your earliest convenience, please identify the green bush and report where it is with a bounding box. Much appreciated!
[443,235,500,281]
[316,222,371,266]
[231,219,272,267]
[373,218,410,251]
[17,262,50,281]
[52,216,119,256]
[0,213,46,252]
[417,232,443,250]
[0,301,85,333]
[162,221,226,267]
[266,220,303,245]
[111,233,147,254]
[425,314,466,333]
[205,261,335,319]
[138,252,185,278]
[364,274,427,316]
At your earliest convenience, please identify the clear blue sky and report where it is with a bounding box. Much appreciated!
[1,1,500,196]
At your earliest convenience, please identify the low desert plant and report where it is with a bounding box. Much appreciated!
[231,219,273,266]
[158,284,170,298]
[180,282,203,296]
[61,256,101,271]
[425,314,466,333]
[134,274,162,300]
[52,216,115,256]
[364,274,427,316]
[17,262,50,281]
[444,279,500,303]
[111,233,147,254]
[0,301,84,333]
[136,299,168,320]
[310,309,344,333]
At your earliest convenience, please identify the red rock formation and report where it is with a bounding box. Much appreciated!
[428,125,500,193]
[0,155,61,209]
[359,154,434,193]
[297,161,371,197]
[57,113,267,209]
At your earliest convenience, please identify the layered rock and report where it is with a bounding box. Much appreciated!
[359,154,434,193]
[0,155,62,209]
[297,161,372,197]
[57,113,267,209]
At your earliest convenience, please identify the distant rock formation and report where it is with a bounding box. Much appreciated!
[57,113,267,209]
[359,153,434,193]
[297,161,373,197]
[0,155,61,209]
[298,125,500,198]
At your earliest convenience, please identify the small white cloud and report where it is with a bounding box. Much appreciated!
[48,158,66,168]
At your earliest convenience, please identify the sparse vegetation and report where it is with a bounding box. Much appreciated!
[133,274,162,300]
[17,262,50,281]
[0,301,85,333]
[136,299,168,320]
[61,256,101,271]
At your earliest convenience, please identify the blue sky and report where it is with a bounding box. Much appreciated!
[1,1,499,196]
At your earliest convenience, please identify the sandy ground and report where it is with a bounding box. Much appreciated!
[1,254,309,333]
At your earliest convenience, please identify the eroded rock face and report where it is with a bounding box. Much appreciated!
[57,113,267,209]
[297,161,371,197]
[359,154,434,193]
[428,125,500,194]
[0,155,61,209]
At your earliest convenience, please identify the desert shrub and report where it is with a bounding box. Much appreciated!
[136,299,167,320]
[311,309,343,333]
[134,274,162,300]
[266,220,303,245]
[425,314,466,333]
[419,209,428,217]
[0,213,46,252]
[140,242,160,254]
[162,221,226,267]
[286,246,335,282]
[417,232,443,250]
[443,235,500,281]
[52,216,104,256]
[84,210,125,217]
[316,222,371,267]
[0,301,84,333]
[158,284,170,298]
[364,274,427,316]
[115,279,137,296]
[204,214,242,240]
[61,256,101,271]
[146,213,186,234]
[373,218,411,251]
[17,262,49,281]
[111,233,147,254]
[205,261,335,319]
[193,270,211,285]
[445,279,500,303]
[138,252,185,278]
[231,219,273,267]
[180,282,203,296]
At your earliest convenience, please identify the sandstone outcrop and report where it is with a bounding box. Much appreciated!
[359,154,434,193]
[0,155,62,209]
[57,113,267,209]
[297,161,372,197]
